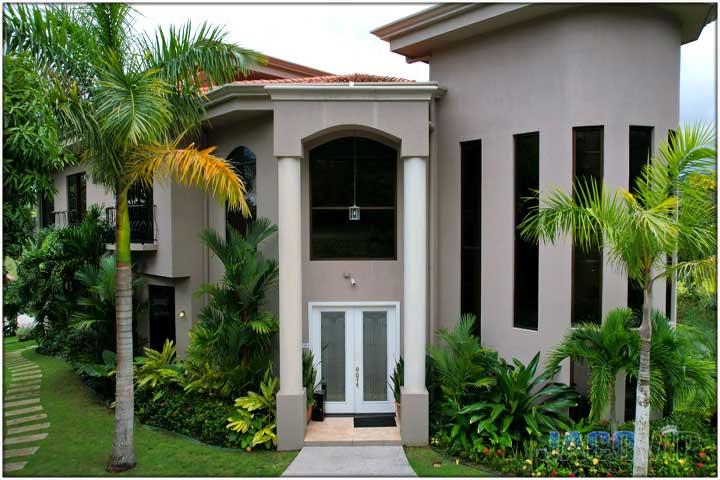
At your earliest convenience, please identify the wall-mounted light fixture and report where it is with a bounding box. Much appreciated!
[343,272,357,287]
[177,310,186,319]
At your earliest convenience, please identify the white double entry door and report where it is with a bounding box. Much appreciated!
[309,302,400,415]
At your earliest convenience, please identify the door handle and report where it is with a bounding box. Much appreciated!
[355,366,359,387]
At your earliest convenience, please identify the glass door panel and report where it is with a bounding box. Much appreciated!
[362,311,388,402]
[320,311,346,402]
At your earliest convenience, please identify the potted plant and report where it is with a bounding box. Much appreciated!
[302,349,318,424]
[389,357,403,419]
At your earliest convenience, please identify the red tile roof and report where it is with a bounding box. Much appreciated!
[232,73,414,84]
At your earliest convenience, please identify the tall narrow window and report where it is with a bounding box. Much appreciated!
[461,140,482,335]
[310,137,396,260]
[67,172,86,225]
[627,126,654,316]
[514,133,539,330]
[226,146,257,236]
[666,130,678,320]
[572,127,603,324]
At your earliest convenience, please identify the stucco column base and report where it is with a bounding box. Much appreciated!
[277,389,306,451]
[400,387,429,446]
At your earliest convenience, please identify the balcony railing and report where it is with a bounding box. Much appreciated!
[105,205,157,244]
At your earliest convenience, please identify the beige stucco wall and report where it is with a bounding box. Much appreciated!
[430,4,680,384]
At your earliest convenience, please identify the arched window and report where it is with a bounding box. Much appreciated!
[226,146,257,236]
[310,136,397,260]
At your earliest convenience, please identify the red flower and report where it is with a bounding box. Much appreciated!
[697,463,704,468]
[606,474,613,478]
[497,449,505,456]
[569,474,576,478]
[551,470,557,477]
[700,452,706,458]
[172,412,177,417]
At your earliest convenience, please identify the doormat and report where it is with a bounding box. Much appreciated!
[353,415,396,428]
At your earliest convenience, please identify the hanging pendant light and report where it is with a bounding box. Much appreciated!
[349,137,360,221]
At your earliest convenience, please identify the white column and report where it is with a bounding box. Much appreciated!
[403,156,427,392]
[277,156,303,394]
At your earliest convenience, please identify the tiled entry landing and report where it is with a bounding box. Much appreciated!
[304,416,401,446]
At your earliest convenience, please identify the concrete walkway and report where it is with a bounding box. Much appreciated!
[3,346,48,474]
[282,446,416,477]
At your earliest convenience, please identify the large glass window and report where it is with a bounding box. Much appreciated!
[461,140,482,336]
[628,126,654,315]
[226,146,257,236]
[572,127,603,324]
[310,137,397,260]
[514,133,539,330]
[67,172,86,225]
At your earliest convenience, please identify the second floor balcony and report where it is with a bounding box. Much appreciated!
[105,204,158,248]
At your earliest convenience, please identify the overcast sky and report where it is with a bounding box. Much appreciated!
[133,4,716,124]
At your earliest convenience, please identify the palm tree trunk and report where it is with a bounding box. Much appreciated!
[609,380,617,434]
[632,282,653,477]
[107,188,137,472]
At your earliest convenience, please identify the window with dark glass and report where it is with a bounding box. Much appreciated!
[572,127,603,324]
[310,137,396,260]
[226,146,257,236]
[39,192,54,228]
[514,133,539,330]
[67,172,86,225]
[628,126,654,315]
[665,130,678,319]
[461,140,482,336]
[127,181,154,243]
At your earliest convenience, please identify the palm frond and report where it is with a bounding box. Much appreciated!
[129,137,249,214]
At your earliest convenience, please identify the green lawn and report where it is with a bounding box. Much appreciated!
[3,338,298,477]
[404,446,495,477]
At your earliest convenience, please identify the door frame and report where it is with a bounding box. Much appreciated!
[308,301,401,414]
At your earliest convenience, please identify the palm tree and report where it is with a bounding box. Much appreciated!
[546,308,639,433]
[4,4,263,471]
[519,124,716,476]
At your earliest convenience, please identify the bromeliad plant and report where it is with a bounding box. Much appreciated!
[461,353,578,452]
[226,368,279,450]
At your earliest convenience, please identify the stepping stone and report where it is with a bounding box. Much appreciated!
[7,385,40,394]
[3,446,39,458]
[9,382,41,389]
[7,422,50,435]
[4,398,40,408]
[11,374,42,381]
[4,406,43,417]
[5,392,40,401]
[10,366,40,373]
[5,413,47,425]
[3,461,27,472]
[10,378,41,386]
[4,432,48,445]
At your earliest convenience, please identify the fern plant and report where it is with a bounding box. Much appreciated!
[226,368,279,449]
[185,219,279,399]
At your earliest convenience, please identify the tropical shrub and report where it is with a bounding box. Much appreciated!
[135,340,185,394]
[461,353,577,453]
[389,357,403,404]
[9,205,112,352]
[302,349,319,407]
[184,220,279,399]
[69,255,146,365]
[135,388,240,448]
[546,308,638,432]
[226,369,279,449]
